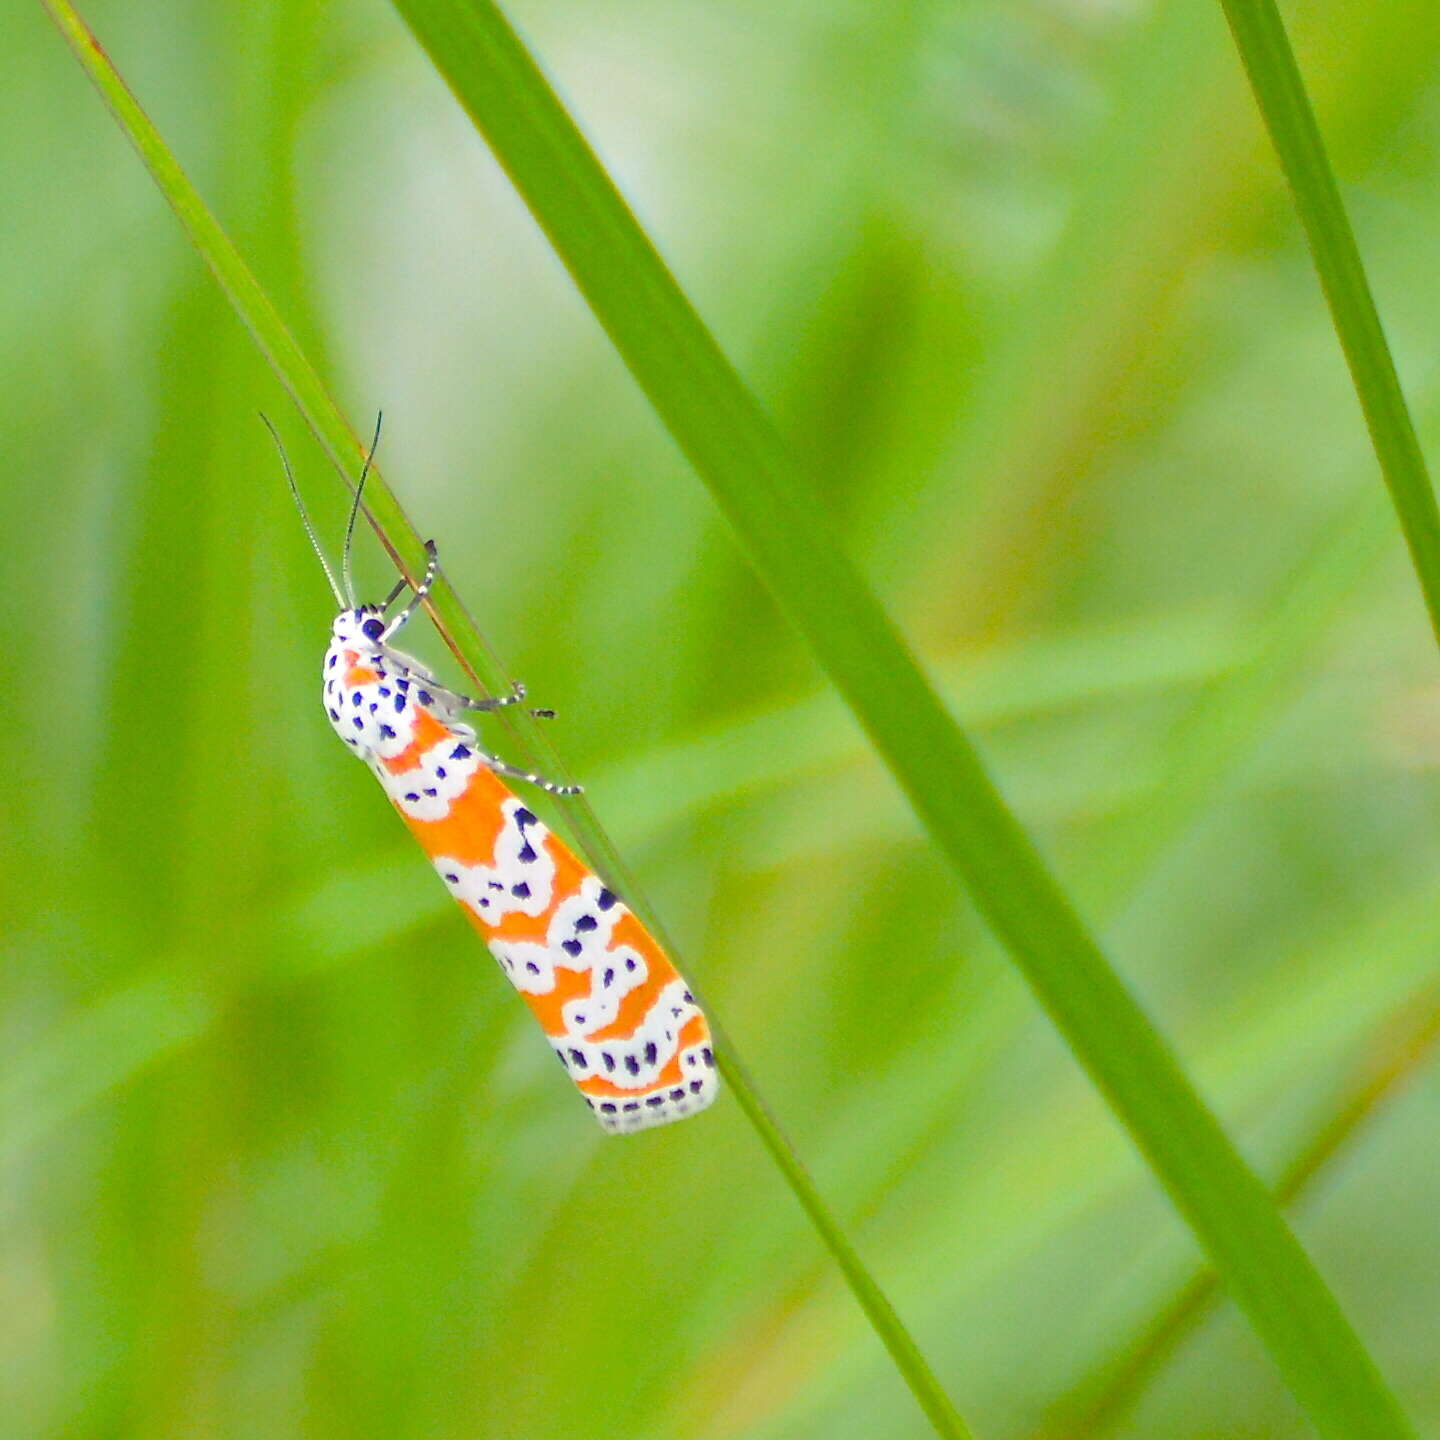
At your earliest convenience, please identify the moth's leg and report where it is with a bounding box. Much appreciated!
[380,540,439,641]
[447,680,555,720]
[378,541,556,719]
[380,664,555,720]
[372,642,443,689]
[474,746,582,796]
[378,574,411,612]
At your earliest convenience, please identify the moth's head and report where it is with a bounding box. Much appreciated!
[331,605,386,650]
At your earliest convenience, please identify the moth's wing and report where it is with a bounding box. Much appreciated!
[376,705,718,1133]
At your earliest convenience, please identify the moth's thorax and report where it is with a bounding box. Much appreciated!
[322,622,428,762]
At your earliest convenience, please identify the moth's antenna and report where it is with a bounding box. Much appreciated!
[261,412,346,607]
[342,410,383,608]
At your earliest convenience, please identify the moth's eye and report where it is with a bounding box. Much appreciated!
[361,617,385,641]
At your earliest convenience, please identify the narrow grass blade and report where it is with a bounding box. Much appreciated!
[35,3,423,584]
[385,1,1416,1434]
[1218,0,1440,649]
[1042,984,1440,1440]
[37,5,977,1438]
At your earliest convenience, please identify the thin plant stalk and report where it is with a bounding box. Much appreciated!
[1218,0,1440,649]
[1042,985,1440,1439]
[37,3,976,1437]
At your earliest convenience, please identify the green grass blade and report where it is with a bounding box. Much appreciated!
[1043,984,1440,1440]
[385,1,1416,1434]
[35,2,422,579]
[37,5,977,1438]
[1218,0,1440,649]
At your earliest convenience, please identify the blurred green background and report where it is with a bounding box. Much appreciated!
[5,0,1440,1436]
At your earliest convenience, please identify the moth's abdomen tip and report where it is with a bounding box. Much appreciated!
[590,1068,721,1136]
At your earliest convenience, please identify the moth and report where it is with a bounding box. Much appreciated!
[269,416,718,1133]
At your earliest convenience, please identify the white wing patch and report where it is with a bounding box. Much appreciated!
[377,736,483,822]
[432,797,557,926]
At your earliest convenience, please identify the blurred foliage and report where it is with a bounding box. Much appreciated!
[5,1,1440,1437]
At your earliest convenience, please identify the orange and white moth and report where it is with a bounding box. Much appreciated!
[270,416,718,1133]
